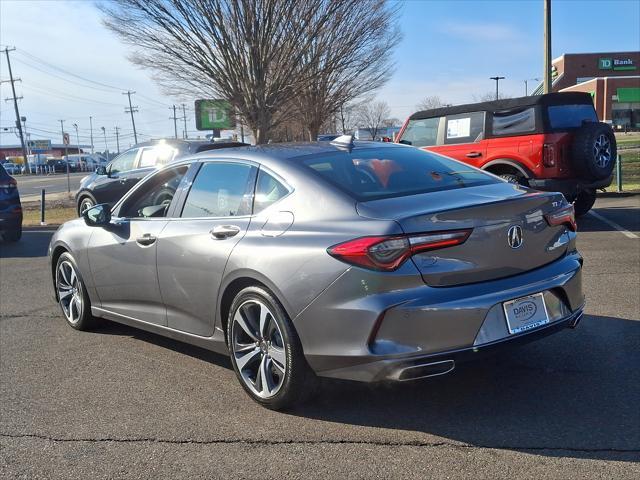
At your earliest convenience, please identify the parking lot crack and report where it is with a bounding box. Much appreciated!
[1,432,638,454]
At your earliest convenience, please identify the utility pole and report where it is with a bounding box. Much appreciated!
[60,120,70,193]
[170,105,178,139]
[100,127,108,157]
[490,76,505,100]
[123,91,138,144]
[543,0,552,93]
[181,103,188,139]
[89,116,94,154]
[114,126,120,154]
[72,123,81,157]
[3,47,30,174]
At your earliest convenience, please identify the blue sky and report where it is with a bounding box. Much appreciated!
[1,0,639,147]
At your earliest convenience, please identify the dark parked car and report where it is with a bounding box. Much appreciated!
[50,139,583,410]
[47,159,70,173]
[396,92,617,215]
[0,163,22,242]
[75,139,248,215]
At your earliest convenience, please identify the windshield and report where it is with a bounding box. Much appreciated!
[547,104,598,129]
[300,147,498,201]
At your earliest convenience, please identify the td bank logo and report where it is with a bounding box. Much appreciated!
[599,58,613,70]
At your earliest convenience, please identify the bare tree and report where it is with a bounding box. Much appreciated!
[337,101,363,134]
[100,0,348,143]
[294,1,401,141]
[357,101,391,140]
[416,95,446,111]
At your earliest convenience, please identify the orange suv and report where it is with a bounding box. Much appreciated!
[396,92,616,215]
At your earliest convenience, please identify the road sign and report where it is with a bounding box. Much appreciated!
[62,132,70,145]
[195,99,235,130]
[27,139,51,152]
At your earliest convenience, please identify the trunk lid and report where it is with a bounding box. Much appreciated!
[357,183,570,286]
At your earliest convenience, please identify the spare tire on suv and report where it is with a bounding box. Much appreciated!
[571,122,616,180]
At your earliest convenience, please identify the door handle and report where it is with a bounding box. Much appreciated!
[136,233,157,246]
[466,152,482,158]
[210,225,241,239]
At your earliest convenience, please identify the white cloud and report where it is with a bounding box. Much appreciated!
[439,21,520,42]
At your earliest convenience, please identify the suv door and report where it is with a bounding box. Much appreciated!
[429,112,487,167]
[156,161,257,336]
[93,148,140,205]
[88,165,189,325]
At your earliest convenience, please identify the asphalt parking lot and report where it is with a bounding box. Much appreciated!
[15,172,87,200]
[1,196,638,479]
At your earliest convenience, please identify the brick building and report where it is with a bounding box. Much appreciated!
[534,51,640,130]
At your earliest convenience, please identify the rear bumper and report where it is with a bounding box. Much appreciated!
[0,211,22,232]
[296,251,584,382]
[528,173,613,199]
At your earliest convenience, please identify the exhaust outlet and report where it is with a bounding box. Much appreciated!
[398,359,455,381]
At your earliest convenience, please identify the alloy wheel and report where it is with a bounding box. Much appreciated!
[80,198,95,214]
[593,134,612,168]
[231,300,287,399]
[56,260,83,324]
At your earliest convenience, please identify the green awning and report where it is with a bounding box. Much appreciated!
[617,87,640,103]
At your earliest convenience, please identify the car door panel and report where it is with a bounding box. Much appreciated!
[88,219,169,326]
[156,161,257,337]
[156,217,251,336]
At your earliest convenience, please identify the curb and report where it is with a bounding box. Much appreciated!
[22,225,60,231]
[597,191,640,198]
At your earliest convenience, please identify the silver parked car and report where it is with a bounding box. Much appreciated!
[49,139,584,410]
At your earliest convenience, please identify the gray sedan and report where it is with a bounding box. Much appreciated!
[48,139,584,410]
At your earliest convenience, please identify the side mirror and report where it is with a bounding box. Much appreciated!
[95,165,107,175]
[83,204,111,227]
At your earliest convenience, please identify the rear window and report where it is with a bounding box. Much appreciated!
[547,104,598,129]
[300,147,498,201]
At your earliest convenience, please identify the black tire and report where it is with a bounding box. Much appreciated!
[77,194,96,217]
[3,226,22,242]
[571,122,617,180]
[227,286,316,410]
[573,188,597,217]
[55,252,98,331]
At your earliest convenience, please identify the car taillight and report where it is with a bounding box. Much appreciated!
[545,204,577,231]
[543,143,556,167]
[327,229,472,271]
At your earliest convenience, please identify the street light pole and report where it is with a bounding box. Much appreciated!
[543,0,552,93]
[490,76,505,100]
[524,78,540,96]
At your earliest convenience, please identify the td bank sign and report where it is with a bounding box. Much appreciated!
[599,57,636,71]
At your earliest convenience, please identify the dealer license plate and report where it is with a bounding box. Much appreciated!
[503,293,550,334]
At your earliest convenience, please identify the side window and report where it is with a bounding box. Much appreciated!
[254,170,289,213]
[119,165,188,218]
[109,149,138,175]
[138,145,178,168]
[400,117,442,147]
[181,162,256,218]
[444,112,484,145]
[492,107,536,135]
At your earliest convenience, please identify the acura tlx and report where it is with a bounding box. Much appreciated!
[49,138,583,410]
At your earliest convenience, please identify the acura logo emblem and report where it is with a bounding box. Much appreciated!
[507,225,524,249]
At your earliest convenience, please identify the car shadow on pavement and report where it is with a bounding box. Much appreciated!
[93,313,639,462]
[290,314,640,462]
[0,231,53,258]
